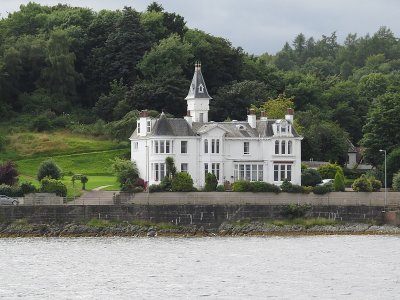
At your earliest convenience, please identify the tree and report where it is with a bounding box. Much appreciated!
[301,169,322,186]
[211,80,273,121]
[0,161,19,186]
[255,94,295,119]
[385,148,400,187]
[361,93,400,165]
[171,172,194,192]
[302,121,349,163]
[165,157,177,178]
[204,173,218,191]
[37,159,62,181]
[317,163,343,180]
[93,79,128,121]
[80,176,88,190]
[111,158,139,190]
[392,172,400,191]
[333,169,345,192]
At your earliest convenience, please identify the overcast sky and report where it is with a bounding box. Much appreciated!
[1,0,399,55]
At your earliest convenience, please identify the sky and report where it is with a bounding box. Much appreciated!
[1,0,399,55]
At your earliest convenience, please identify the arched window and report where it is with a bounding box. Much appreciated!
[288,141,292,154]
[281,141,286,154]
[275,140,279,154]
[198,84,204,93]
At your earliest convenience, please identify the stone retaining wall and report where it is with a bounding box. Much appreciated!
[0,204,385,227]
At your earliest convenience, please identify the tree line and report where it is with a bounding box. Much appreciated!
[1,2,400,169]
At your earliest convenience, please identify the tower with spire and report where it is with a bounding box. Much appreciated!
[185,62,212,123]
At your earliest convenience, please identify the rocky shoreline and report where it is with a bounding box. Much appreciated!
[1,221,400,237]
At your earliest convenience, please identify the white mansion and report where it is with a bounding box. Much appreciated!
[130,63,303,188]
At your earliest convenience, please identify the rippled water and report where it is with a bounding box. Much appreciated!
[1,236,400,299]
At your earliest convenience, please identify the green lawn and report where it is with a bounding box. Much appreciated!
[2,130,131,194]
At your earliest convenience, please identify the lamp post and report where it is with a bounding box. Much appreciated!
[379,149,387,211]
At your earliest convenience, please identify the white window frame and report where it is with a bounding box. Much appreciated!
[234,164,263,181]
[181,163,188,173]
[244,142,250,155]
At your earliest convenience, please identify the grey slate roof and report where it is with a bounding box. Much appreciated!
[185,64,212,100]
[131,115,300,138]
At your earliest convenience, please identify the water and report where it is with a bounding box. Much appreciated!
[0,236,399,299]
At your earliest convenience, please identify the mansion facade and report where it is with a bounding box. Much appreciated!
[130,63,302,188]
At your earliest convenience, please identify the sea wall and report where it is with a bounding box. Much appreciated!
[0,204,385,227]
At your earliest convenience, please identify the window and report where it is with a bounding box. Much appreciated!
[204,163,209,178]
[154,140,172,154]
[137,121,140,134]
[153,163,166,181]
[204,139,208,153]
[274,165,279,181]
[181,163,188,173]
[273,164,293,182]
[181,141,188,153]
[244,142,250,154]
[275,140,279,154]
[160,140,165,153]
[147,120,151,133]
[281,141,286,154]
[234,164,263,181]
[198,84,204,93]
[211,139,220,154]
[288,141,292,154]
[133,142,138,151]
[200,113,204,122]
[211,163,220,180]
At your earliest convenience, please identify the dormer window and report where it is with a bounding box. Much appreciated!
[198,84,204,93]
[147,120,151,133]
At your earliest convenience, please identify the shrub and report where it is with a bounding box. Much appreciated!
[0,161,19,186]
[333,170,345,192]
[160,176,172,191]
[232,180,252,192]
[204,173,218,191]
[37,159,62,181]
[0,135,6,151]
[317,163,342,179]
[132,186,144,193]
[313,185,332,195]
[393,172,400,191]
[301,169,322,186]
[40,178,67,197]
[302,186,313,194]
[368,176,382,192]
[288,184,304,193]
[282,204,311,219]
[111,158,139,190]
[149,184,164,193]
[0,184,12,196]
[250,181,281,193]
[280,179,293,192]
[352,175,373,192]
[171,172,194,192]
[20,182,37,195]
[216,185,225,192]
[31,115,53,132]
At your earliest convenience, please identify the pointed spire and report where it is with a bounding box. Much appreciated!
[185,61,212,100]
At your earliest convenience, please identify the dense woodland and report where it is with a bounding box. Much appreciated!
[1,2,400,172]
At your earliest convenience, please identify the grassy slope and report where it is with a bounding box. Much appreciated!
[1,131,129,195]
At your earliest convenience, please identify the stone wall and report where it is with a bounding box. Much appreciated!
[129,191,399,207]
[0,204,384,228]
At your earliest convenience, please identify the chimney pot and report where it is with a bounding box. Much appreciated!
[287,108,294,115]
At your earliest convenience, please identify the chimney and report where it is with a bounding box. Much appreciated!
[184,110,193,127]
[247,108,257,129]
[260,110,268,121]
[285,108,294,123]
[138,110,150,137]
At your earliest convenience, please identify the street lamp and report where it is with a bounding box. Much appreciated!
[379,149,387,211]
